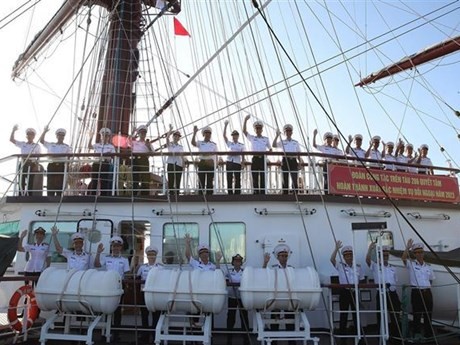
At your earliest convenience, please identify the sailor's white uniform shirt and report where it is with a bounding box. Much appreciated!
[23,242,50,272]
[370,261,397,291]
[316,145,336,155]
[131,140,151,153]
[226,141,245,164]
[196,140,217,161]
[226,268,243,298]
[14,141,41,155]
[137,262,163,288]
[167,142,184,167]
[99,255,130,278]
[406,261,435,288]
[43,141,72,162]
[245,134,271,152]
[396,155,417,172]
[418,157,433,174]
[189,257,216,271]
[276,139,301,155]
[335,262,364,285]
[348,147,366,159]
[62,249,90,271]
[93,143,116,154]
[383,154,396,171]
[368,149,382,161]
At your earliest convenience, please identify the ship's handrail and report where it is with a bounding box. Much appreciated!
[3,151,458,199]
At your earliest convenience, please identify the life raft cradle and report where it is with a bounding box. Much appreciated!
[8,284,40,333]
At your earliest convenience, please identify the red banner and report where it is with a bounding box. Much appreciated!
[328,164,460,203]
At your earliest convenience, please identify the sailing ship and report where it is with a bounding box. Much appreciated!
[0,0,459,344]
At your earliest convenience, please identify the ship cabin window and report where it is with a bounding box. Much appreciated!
[163,223,199,265]
[209,222,246,264]
[367,230,394,249]
[119,220,151,268]
[31,221,78,263]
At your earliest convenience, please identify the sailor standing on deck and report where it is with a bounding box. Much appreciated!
[18,227,51,285]
[312,129,335,192]
[191,126,217,195]
[402,239,435,338]
[225,254,249,345]
[88,127,116,196]
[366,242,401,338]
[166,125,184,195]
[94,236,131,339]
[330,241,365,344]
[130,125,152,196]
[381,141,397,171]
[39,126,72,196]
[346,134,366,160]
[332,134,344,156]
[262,244,295,345]
[185,233,221,271]
[243,115,272,195]
[10,125,42,196]
[365,135,383,167]
[223,120,245,195]
[415,144,433,175]
[272,124,302,194]
[51,226,90,270]
[136,246,162,342]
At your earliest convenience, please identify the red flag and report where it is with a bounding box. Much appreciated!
[174,18,190,37]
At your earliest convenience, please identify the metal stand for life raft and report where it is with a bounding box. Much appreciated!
[154,300,212,345]
[253,298,319,345]
[39,300,112,345]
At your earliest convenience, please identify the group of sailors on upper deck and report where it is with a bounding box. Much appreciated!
[10,117,435,196]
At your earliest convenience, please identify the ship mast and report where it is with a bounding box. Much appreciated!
[12,0,180,136]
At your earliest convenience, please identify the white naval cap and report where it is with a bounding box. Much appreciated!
[283,124,293,131]
[354,134,363,140]
[323,132,333,140]
[55,128,66,135]
[110,235,123,245]
[411,242,424,251]
[253,120,263,128]
[26,128,36,135]
[274,244,291,256]
[145,245,159,254]
[136,125,147,132]
[201,127,212,135]
[341,245,353,255]
[333,134,339,140]
[406,143,414,149]
[197,244,210,253]
[99,127,112,136]
[71,232,85,241]
[386,141,395,147]
[420,144,429,150]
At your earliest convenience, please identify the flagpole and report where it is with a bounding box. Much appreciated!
[145,0,273,126]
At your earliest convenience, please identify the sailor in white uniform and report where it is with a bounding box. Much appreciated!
[262,244,295,344]
[88,127,116,196]
[415,144,434,175]
[313,129,336,192]
[184,233,221,271]
[346,134,366,160]
[243,115,272,195]
[273,124,302,194]
[51,226,90,270]
[39,126,72,196]
[382,141,397,171]
[191,126,218,195]
[10,125,42,196]
[166,126,184,195]
[130,125,152,195]
[402,239,435,337]
[366,243,401,337]
[94,236,130,333]
[225,254,249,345]
[330,241,365,342]
[223,120,245,195]
[332,134,344,156]
[136,246,162,341]
[18,227,51,285]
[365,135,383,168]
